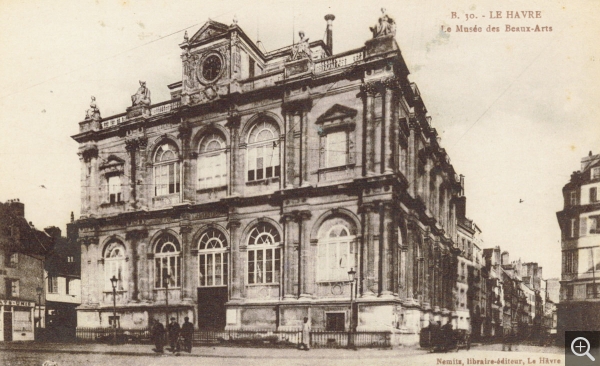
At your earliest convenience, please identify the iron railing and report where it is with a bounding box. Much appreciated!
[75,327,391,348]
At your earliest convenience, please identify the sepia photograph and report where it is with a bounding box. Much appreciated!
[0,0,599,365]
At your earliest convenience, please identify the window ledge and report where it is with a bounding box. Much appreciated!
[196,185,227,194]
[100,201,125,208]
[102,290,128,294]
[245,283,280,287]
[246,177,280,186]
[317,164,355,174]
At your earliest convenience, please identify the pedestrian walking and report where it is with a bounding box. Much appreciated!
[151,319,166,353]
[299,317,311,351]
[167,317,181,353]
[180,317,194,353]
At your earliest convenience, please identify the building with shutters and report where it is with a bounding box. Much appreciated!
[72,11,466,345]
[556,151,600,340]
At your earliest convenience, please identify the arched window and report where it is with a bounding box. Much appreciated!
[104,241,127,291]
[247,223,281,284]
[317,219,356,281]
[153,143,180,196]
[154,233,181,288]
[198,229,228,287]
[247,120,280,181]
[198,133,227,189]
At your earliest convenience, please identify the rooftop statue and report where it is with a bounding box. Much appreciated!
[85,96,101,120]
[370,8,396,38]
[290,31,312,61]
[183,30,189,42]
[131,81,151,107]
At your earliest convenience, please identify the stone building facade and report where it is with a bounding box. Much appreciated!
[72,13,463,345]
[556,151,600,340]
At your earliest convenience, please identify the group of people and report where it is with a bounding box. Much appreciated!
[150,316,194,354]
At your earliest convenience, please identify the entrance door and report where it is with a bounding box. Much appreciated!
[3,312,12,341]
[197,287,228,329]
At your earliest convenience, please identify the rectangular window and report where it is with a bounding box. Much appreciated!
[580,217,588,237]
[247,144,280,182]
[571,218,577,238]
[570,191,577,206]
[154,163,180,196]
[67,256,74,263]
[14,310,32,332]
[592,167,600,180]
[591,187,598,203]
[108,175,122,203]
[326,131,347,167]
[198,153,227,189]
[249,58,255,78]
[247,248,280,284]
[6,279,19,298]
[108,316,120,328]
[66,278,71,295]
[325,313,346,331]
[586,284,600,298]
[48,276,58,294]
[6,252,18,267]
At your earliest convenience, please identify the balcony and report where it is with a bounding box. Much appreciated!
[99,99,181,130]
[313,49,364,73]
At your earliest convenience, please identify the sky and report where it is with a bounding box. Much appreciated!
[1,0,599,279]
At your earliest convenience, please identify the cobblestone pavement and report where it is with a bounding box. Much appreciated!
[0,342,565,366]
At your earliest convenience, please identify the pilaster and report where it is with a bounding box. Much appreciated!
[226,113,241,196]
[228,219,243,300]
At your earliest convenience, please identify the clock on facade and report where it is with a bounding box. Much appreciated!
[201,54,222,82]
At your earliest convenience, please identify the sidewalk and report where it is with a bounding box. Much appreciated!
[0,342,429,359]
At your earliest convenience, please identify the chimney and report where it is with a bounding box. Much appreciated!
[44,226,62,238]
[6,199,24,217]
[459,174,465,196]
[324,14,335,54]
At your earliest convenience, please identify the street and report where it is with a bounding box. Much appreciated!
[0,343,564,366]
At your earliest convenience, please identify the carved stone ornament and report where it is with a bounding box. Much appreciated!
[370,8,396,38]
[131,80,151,107]
[85,96,101,121]
[290,31,312,61]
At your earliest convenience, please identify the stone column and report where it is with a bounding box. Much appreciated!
[400,243,408,299]
[228,220,242,300]
[407,122,417,197]
[226,113,241,196]
[300,211,313,295]
[178,124,192,202]
[382,80,394,174]
[405,223,415,299]
[361,83,376,176]
[125,229,148,302]
[137,137,149,210]
[301,111,310,187]
[298,211,312,298]
[362,203,377,297]
[380,201,394,297]
[125,139,138,210]
[81,147,99,215]
[282,214,296,299]
[180,225,193,301]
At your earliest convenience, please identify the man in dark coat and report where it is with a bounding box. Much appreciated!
[151,319,165,353]
[167,317,181,353]
[441,321,454,352]
[180,317,194,353]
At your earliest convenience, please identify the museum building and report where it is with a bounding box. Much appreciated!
[72,11,464,345]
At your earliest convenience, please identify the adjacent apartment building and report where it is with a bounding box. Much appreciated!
[557,151,600,338]
[0,200,53,342]
[71,11,468,345]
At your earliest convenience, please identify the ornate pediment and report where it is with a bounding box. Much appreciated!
[316,104,358,124]
[188,20,230,44]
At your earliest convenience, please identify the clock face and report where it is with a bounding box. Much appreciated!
[202,55,222,82]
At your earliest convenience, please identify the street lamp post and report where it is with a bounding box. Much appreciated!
[347,268,357,350]
[110,275,118,344]
[36,286,42,340]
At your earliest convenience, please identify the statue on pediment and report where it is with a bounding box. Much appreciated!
[131,81,151,107]
[370,8,396,38]
[290,31,312,61]
[85,96,101,121]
